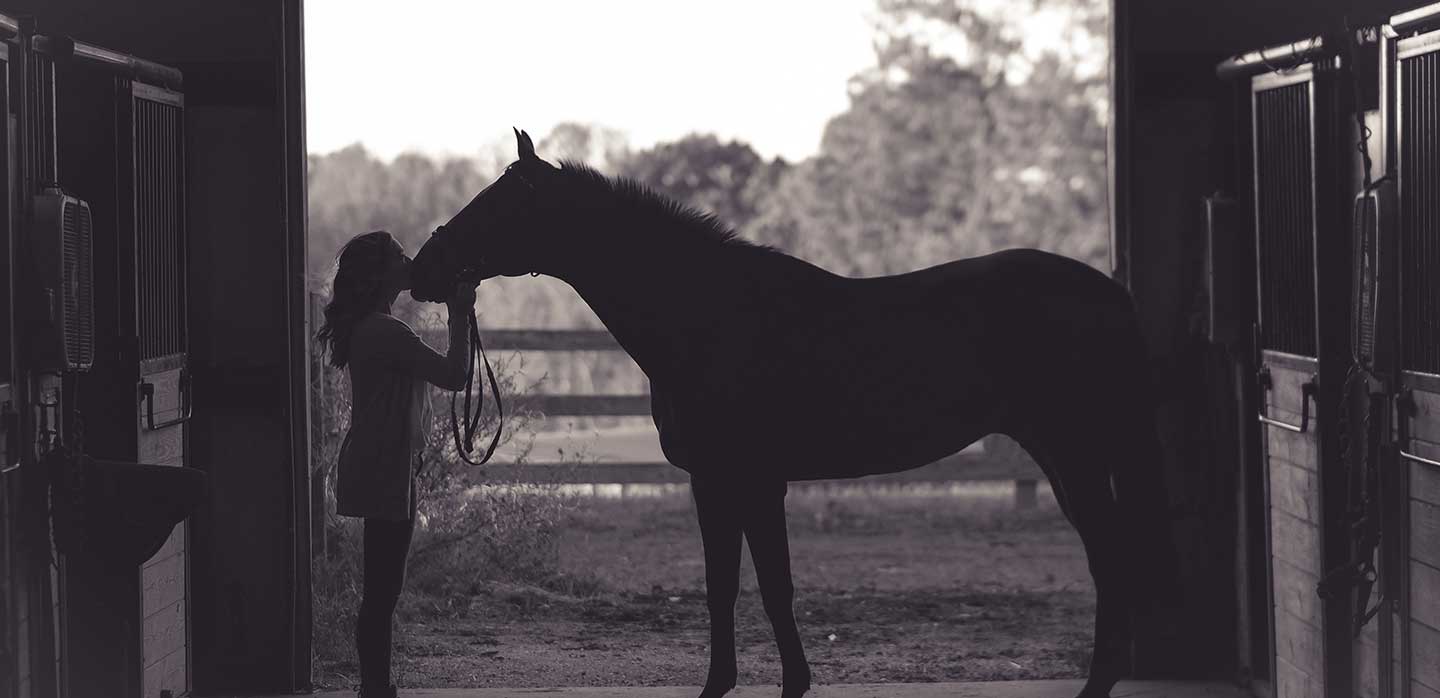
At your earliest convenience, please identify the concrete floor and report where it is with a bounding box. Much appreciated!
[252,680,1250,698]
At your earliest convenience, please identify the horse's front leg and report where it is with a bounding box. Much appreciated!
[741,480,810,698]
[692,478,742,698]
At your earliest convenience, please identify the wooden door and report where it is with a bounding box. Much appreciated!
[1393,18,1440,698]
[120,79,191,698]
[0,36,19,698]
[1251,61,1351,698]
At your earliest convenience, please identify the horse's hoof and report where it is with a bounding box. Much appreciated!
[697,671,736,698]
[697,683,734,698]
[781,667,812,698]
[1073,673,1120,698]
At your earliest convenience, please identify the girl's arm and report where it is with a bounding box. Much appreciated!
[367,312,470,391]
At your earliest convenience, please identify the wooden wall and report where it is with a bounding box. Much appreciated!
[4,0,313,694]
[1114,0,1427,691]
[1404,381,1440,698]
[138,367,187,697]
[1261,357,1325,698]
[1,426,30,698]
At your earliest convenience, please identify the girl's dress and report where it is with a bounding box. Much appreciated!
[336,312,441,521]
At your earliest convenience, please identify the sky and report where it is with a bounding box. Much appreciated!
[305,0,881,163]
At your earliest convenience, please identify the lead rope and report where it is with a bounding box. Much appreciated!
[450,304,503,467]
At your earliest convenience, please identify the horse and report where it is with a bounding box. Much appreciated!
[408,129,1177,698]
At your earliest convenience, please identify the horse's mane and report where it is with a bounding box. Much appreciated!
[556,160,776,254]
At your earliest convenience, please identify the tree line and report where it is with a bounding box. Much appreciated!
[307,0,1110,338]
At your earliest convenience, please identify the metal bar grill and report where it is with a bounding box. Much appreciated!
[1254,81,1319,356]
[133,93,183,362]
[1355,193,1378,364]
[28,54,54,185]
[0,53,11,384]
[1400,48,1440,373]
[61,199,94,369]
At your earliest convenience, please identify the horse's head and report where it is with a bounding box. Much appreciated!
[409,128,559,303]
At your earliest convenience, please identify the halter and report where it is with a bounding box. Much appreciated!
[505,163,537,192]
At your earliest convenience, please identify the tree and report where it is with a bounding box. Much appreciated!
[306,144,493,303]
[615,134,789,234]
[748,0,1110,276]
[536,121,631,173]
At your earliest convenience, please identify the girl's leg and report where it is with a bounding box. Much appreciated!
[356,505,416,689]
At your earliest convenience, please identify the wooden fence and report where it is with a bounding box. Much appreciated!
[415,325,1045,506]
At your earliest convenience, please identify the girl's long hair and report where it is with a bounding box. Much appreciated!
[315,231,395,369]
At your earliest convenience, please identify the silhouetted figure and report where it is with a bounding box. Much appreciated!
[408,130,1177,698]
[314,231,476,698]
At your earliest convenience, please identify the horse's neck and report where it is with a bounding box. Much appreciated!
[569,279,671,377]
[564,249,735,381]
[552,206,751,381]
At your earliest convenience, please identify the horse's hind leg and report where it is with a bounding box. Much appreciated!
[740,479,810,698]
[1069,477,1134,698]
[691,478,742,698]
[1019,432,1133,698]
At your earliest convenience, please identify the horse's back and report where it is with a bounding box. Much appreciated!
[840,248,1131,366]
[855,248,1122,303]
[662,248,1137,482]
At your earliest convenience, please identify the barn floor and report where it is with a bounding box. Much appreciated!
[262,680,1249,697]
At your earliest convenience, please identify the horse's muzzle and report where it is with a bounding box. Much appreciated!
[409,264,490,304]
[409,281,449,304]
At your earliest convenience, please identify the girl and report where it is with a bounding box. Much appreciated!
[315,230,474,698]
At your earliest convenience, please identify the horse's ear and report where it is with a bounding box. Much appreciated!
[515,127,537,161]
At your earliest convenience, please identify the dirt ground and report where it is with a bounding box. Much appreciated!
[319,485,1096,690]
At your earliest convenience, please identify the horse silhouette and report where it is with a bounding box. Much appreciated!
[409,129,1176,698]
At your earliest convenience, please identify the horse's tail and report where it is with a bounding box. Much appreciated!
[1106,289,1180,608]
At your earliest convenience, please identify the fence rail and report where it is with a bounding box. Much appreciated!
[412,321,1044,504]
[479,448,1037,487]
[515,394,651,417]
[481,329,623,352]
